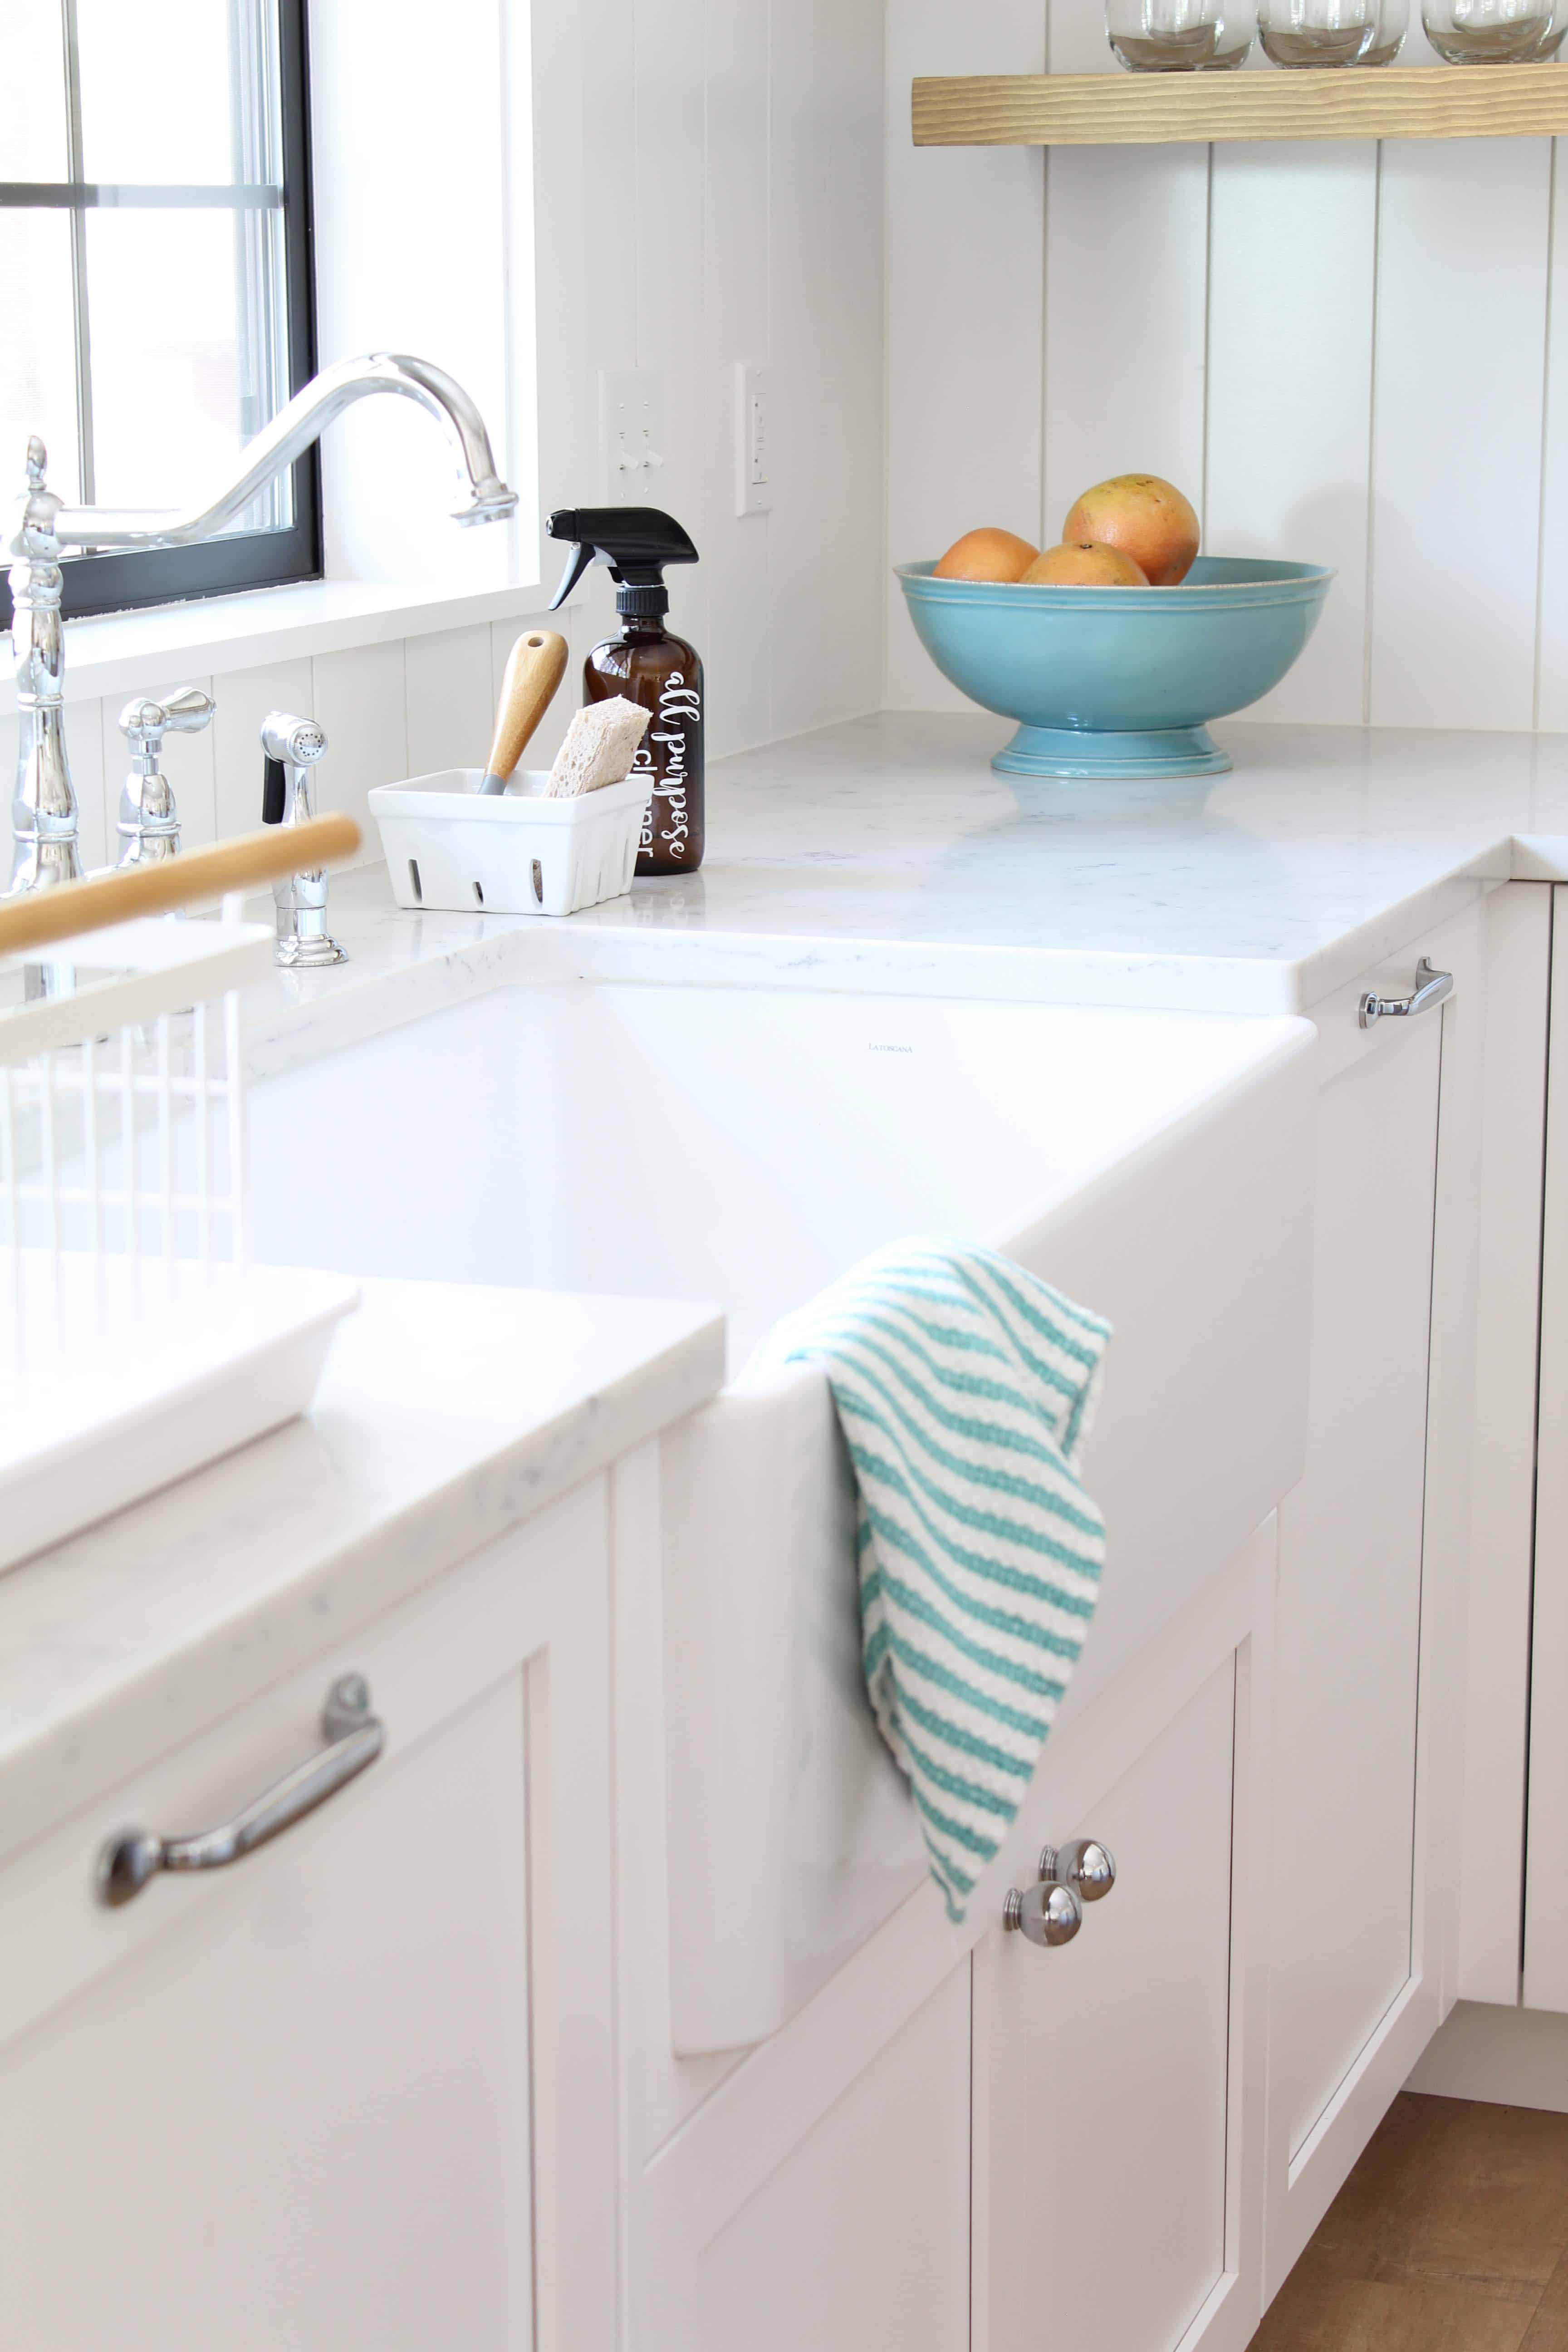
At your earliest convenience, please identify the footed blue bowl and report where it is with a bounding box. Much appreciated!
[897,555,1333,779]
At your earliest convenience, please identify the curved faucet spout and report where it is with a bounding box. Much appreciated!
[48,353,518,551]
[6,351,517,898]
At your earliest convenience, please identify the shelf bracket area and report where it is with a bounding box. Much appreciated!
[911,62,1568,148]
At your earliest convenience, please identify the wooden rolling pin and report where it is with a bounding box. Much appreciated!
[0,814,360,959]
[479,628,569,794]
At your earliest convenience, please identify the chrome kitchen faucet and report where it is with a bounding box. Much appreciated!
[5,353,518,897]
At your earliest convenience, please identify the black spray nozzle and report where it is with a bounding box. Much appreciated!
[547,506,699,612]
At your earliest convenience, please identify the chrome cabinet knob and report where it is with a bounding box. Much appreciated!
[1003,1880,1084,1947]
[1040,1836,1117,1903]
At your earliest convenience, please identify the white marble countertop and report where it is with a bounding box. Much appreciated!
[0,1277,723,1867]
[244,713,1568,1049]
[11,706,1558,1851]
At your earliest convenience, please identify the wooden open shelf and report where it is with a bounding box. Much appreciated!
[912,60,1568,147]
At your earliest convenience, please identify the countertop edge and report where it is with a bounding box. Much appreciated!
[0,1296,725,1876]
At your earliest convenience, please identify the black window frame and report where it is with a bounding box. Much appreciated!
[0,0,321,629]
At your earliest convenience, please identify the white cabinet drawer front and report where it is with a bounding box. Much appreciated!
[0,1479,603,2049]
[0,1673,535,2352]
[978,1656,1238,2352]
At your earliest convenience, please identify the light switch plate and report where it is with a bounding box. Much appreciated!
[597,369,666,505]
[734,362,772,518]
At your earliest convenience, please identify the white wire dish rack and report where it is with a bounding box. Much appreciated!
[0,900,358,1575]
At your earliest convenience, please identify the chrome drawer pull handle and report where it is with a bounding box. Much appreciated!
[1358,958,1453,1030]
[96,1675,383,1909]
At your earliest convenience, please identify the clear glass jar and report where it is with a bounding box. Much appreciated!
[1259,0,1376,64]
[1422,0,1565,57]
[1361,0,1410,63]
[1105,0,1256,69]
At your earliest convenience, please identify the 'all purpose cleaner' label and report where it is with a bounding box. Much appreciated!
[635,672,702,861]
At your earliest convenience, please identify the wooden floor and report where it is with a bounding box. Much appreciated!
[1254,2094,1568,2350]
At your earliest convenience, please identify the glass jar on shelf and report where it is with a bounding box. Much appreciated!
[1361,0,1410,64]
[1258,0,1375,63]
[1105,0,1257,69]
[1258,0,1408,60]
[1421,0,1565,58]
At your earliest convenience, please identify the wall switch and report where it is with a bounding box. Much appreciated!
[735,363,772,518]
[597,369,666,505]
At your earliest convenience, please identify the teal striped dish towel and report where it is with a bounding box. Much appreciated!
[779,1239,1110,1925]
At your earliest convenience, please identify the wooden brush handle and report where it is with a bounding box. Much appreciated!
[486,629,568,783]
[0,815,361,958]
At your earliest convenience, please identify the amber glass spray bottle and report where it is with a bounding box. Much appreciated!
[547,507,704,877]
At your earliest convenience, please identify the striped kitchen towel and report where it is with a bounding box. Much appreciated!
[779,1239,1110,1925]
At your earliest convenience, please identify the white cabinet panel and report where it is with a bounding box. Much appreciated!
[0,1479,618,2352]
[977,1659,1238,2352]
[1460,883,1550,2005]
[1271,1010,1441,2153]
[1526,887,1568,2010]
[686,1963,972,2352]
[0,1675,535,2352]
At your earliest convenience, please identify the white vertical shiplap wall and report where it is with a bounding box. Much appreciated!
[886,0,1568,734]
[884,0,1046,710]
[571,0,884,755]
[1206,144,1377,726]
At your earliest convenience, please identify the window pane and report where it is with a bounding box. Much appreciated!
[76,0,275,186]
[0,0,68,181]
[86,205,289,527]
[0,210,79,498]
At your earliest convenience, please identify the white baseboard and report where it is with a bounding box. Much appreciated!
[1406,1999,1568,2111]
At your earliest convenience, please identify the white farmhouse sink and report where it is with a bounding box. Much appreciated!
[250,978,1315,2050]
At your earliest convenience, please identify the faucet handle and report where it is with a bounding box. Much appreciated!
[114,685,213,867]
[119,686,214,763]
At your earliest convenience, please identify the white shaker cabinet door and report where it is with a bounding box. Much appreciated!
[0,1480,617,2352]
[1265,945,1460,2287]
[1525,886,1568,2010]
[975,1658,1240,2352]
[661,1961,974,2352]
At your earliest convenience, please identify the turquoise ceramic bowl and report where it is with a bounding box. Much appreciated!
[897,555,1333,779]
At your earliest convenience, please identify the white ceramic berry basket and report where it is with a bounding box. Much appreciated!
[368,767,649,918]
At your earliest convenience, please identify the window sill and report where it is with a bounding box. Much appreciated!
[0,574,555,716]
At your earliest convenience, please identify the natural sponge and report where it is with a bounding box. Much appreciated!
[544,697,651,799]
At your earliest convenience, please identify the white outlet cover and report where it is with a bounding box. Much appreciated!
[597,369,666,506]
[734,362,772,518]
